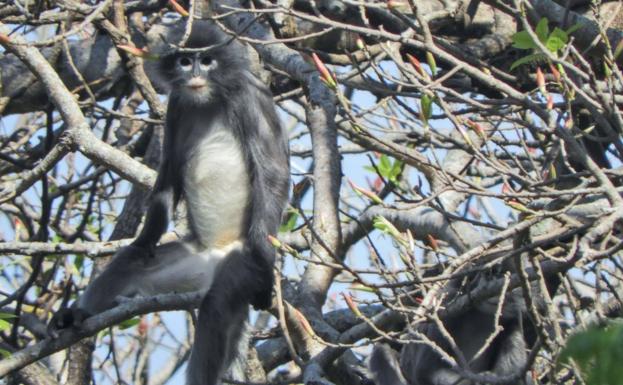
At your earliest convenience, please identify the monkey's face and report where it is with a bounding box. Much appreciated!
[159,22,250,105]
[169,53,218,104]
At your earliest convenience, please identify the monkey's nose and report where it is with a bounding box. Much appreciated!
[188,77,207,89]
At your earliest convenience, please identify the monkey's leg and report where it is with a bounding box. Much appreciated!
[369,344,407,385]
[491,323,529,384]
[49,241,226,332]
[130,157,175,257]
[186,248,262,385]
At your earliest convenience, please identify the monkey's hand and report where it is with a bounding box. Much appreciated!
[47,307,92,338]
[250,270,274,310]
[251,289,273,310]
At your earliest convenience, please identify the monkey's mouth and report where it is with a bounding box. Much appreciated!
[187,78,208,90]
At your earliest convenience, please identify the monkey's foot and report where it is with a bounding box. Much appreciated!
[47,307,92,338]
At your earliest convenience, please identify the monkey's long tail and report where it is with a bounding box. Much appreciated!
[186,248,257,385]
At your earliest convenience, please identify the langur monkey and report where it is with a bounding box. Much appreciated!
[50,21,290,385]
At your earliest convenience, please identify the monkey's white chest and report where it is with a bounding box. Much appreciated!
[184,128,249,249]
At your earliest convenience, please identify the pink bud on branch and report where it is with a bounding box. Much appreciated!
[293,308,316,336]
[168,0,189,17]
[348,178,384,205]
[117,44,157,60]
[407,54,427,78]
[341,293,362,317]
[536,67,546,95]
[312,53,337,89]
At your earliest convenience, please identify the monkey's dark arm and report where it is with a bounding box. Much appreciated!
[130,173,174,253]
[131,121,177,255]
[239,74,290,310]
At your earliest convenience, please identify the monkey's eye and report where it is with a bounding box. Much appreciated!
[178,56,193,69]
[200,56,213,66]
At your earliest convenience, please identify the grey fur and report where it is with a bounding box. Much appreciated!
[370,344,407,385]
[50,21,289,385]
[369,296,537,385]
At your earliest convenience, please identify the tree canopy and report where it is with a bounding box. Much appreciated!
[0,1,622,384]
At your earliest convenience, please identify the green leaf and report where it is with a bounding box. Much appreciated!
[604,62,612,78]
[74,254,85,271]
[0,349,11,358]
[366,156,402,184]
[510,53,547,70]
[117,317,140,330]
[388,158,403,183]
[425,52,437,76]
[560,322,623,385]
[379,154,392,176]
[373,216,390,233]
[0,319,10,331]
[512,31,536,50]
[349,285,374,293]
[550,27,569,44]
[279,212,299,232]
[0,312,17,319]
[535,18,549,43]
[420,94,432,121]
[545,36,566,53]
[373,216,401,239]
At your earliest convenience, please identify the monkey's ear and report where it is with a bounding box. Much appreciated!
[143,20,187,94]
[159,53,177,75]
[142,53,175,95]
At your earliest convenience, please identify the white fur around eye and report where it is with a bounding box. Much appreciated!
[177,56,193,71]
[200,59,217,71]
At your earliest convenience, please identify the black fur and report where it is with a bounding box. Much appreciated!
[370,344,407,385]
[369,272,547,385]
[50,21,289,385]
[399,309,530,385]
[141,22,289,384]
